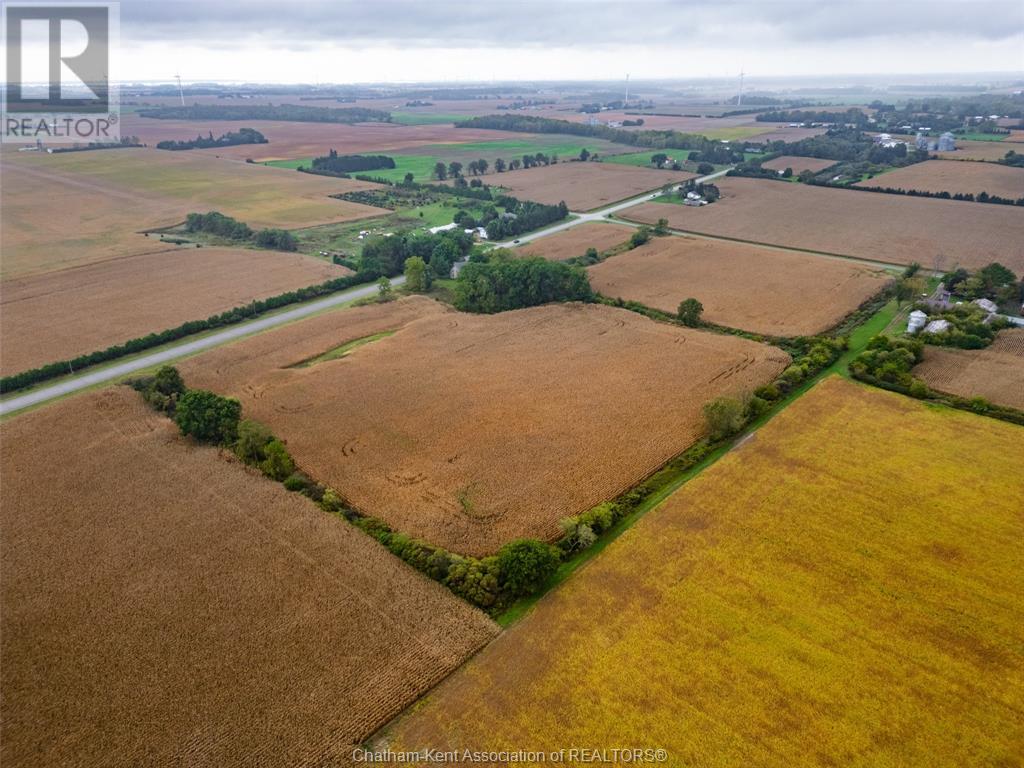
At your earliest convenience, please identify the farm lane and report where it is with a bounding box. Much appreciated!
[0,275,406,416]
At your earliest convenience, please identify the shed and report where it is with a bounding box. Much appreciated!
[923,319,952,334]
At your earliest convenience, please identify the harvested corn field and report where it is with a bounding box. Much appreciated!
[380,377,1024,768]
[489,161,694,210]
[914,329,1024,409]
[853,159,1024,199]
[514,222,634,260]
[182,298,789,555]
[0,148,385,278]
[759,155,838,175]
[0,388,497,768]
[622,176,1024,273]
[587,235,892,336]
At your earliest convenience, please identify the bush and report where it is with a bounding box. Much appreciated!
[152,365,185,397]
[234,419,273,463]
[629,227,651,248]
[497,539,561,597]
[259,439,295,481]
[174,389,241,443]
[703,396,746,441]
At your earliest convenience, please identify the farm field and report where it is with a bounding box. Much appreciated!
[938,140,1016,162]
[380,377,1024,767]
[0,388,498,768]
[914,329,1024,410]
[117,112,537,161]
[587,235,892,336]
[622,176,1024,273]
[267,135,633,183]
[486,162,695,210]
[852,159,1024,198]
[0,247,350,376]
[0,148,386,278]
[180,298,789,556]
[514,221,634,260]
[760,155,839,175]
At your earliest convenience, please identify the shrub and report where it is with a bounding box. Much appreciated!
[174,389,241,443]
[234,419,273,463]
[703,396,747,441]
[152,365,185,397]
[259,439,295,481]
[497,539,561,597]
[629,226,651,248]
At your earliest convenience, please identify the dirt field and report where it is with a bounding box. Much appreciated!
[588,235,891,336]
[0,148,386,278]
[853,159,1024,198]
[381,377,1024,767]
[0,247,350,376]
[181,298,789,556]
[760,155,839,174]
[118,113,539,161]
[622,177,1024,273]
[0,388,498,768]
[914,329,1024,409]
[489,162,695,210]
[937,140,1015,162]
[745,125,831,143]
[514,222,634,260]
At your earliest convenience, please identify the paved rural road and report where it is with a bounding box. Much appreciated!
[0,276,406,417]
[492,168,732,247]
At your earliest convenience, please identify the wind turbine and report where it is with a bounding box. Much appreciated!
[175,74,185,106]
[737,67,745,107]
[624,73,630,109]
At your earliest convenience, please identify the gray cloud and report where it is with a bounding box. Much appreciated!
[121,0,1024,49]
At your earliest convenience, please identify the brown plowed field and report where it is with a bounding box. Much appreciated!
[0,148,386,278]
[490,162,695,210]
[182,298,789,556]
[914,329,1024,409]
[622,177,1024,273]
[0,388,498,768]
[118,113,538,161]
[514,222,634,260]
[588,235,891,336]
[853,159,1024,199]
[0,247,350,376]
[760,155,838,174]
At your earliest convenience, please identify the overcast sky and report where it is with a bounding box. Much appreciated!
[114,0,1024,83]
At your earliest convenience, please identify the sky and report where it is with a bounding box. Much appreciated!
[59,0,1024,83]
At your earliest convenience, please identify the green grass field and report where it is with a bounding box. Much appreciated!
[954,131,1009,142]
[388,112,471,126]
[267,136,634,182]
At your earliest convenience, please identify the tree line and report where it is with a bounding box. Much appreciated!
[184,211,297,251]
[309,150,396,174]
[156,127,267,151]
[138,104,391,124]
